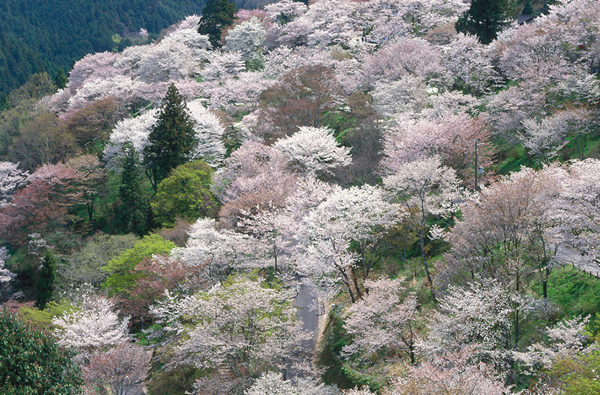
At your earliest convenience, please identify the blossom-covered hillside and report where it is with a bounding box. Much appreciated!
[1,0,600,393]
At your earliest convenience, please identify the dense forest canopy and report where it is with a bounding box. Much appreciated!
[0,0,271,96]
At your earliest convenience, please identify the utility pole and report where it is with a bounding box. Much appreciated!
[475,138,479,191]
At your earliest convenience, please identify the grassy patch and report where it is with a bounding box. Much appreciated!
[531,265,600,318]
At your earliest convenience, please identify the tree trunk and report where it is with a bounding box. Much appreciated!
[419,230,437,304]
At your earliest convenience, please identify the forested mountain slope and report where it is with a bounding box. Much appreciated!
[0,0,205,95]
[2,0,600,393]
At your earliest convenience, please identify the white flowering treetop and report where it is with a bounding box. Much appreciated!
[273,126,351,176]
[343,278,419,364]
[0,247,15,283]
[0,161,28,205]
[225,17,266,65]
[150,276,308,382]
[52,296,130,352]
[172,218,263,281]
[298,184,398,302]
[421,277,540,370]
[245,372,340,395]
[383,157,461,300]
[553,159,600,263]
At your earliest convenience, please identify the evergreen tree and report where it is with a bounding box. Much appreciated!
[143,83,197,192]
[456,0,515,44]
[0,310,83,394]
[117,144,152,236]
[36,251,57,310]
[198,0,237,48]
[55,68,68,89]
[522,0,534,15]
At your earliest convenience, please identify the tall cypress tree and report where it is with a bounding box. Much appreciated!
[456,0,515,44]
[143,83,197,192]
[36,251,56,310]
[117,144,152,236]
[197,0,237,48]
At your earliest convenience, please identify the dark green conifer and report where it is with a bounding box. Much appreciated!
[522,0,534,15]
[35,251,57,310]
[198,0,237,48]
[143,83,197,192]
[456,0,515,44]
[55,68,68,89]
[117,144,152,236]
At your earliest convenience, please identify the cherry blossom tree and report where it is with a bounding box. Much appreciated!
[421,277,540,372]
[391,347,510,395]
[382,114,492,185]
[245,372,340,395]
[82,342,152,395]
[224,17,266,68]
[441,166,561,298]
[274,0,356,48]
[513,316,589,372]
[150,277,308,389]
[103,109,159,171]
[383,157,462,301]
[273,126,351,176]
[552,159,600,265]
[361,39,442,88]
[53,296,130,354]
[173,218,257,281]
[343,278,419,364]
[0,247,15,283]
[0,161,28,205]
[0,163,82,246]
[371,76,429,118]
[67,52,119,94]
[520,107,597,163]
[135,41,200,84]
[212,141,298,229]
[186,99,227,167]
[440,33,499,96]
[298,185,398,302]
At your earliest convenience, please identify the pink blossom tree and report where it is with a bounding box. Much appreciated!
[298,185,398,302]
[342,278,419,364]
[383,157,462,301]
[150,277,308,390]
[82,342,152,395]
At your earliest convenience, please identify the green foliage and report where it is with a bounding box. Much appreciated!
[144,84,197,192]
[101,234,176,297]
[151,161,218,227]
[35,251,57,310]
[316,308,356,389]
[147,364,202,395]
[531,265,600,318]
[55,69,68,89]
[58,233,139,288]
[550,349,600,394]
[0,0,205,95]
[19,300,77,329]
[456,0,516,44]
[0,310,84,394]
[198,0,237,48]
[522,0,534,14]
[115,144,153,236]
